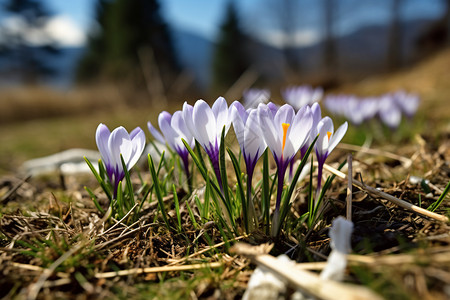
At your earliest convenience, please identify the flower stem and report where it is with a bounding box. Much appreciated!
[272,161,287,237]
[246,167,258,230]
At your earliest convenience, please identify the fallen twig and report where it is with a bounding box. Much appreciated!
[347,154,353,221]
[232,243,383,300]
[0,174,32,204]
[167,234,249,266]
[95,262,223,279]
[322,163,449,223]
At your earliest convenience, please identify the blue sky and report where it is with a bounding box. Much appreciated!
[12,0,448,47]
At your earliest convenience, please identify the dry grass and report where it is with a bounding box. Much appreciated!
[0,49,450,299]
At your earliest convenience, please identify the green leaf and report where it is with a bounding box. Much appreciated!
[227,148,248,232]
[120,154,135,210]
[173,184,182,232]
[148,154,171,230]
[186,201,198,229]
[182,137,234,229]
[219,126,230,208]
[116,181,124,218]
[203,176,211,220]
[84,157,112,201]
[84,186,105,214]
[262,149,271,234]
[279,135,318,234]
[428,180,450,212]
[194,139,208,174]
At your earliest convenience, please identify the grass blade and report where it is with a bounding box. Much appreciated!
[84,186,105,214]
[262,150,271,234]
[148,154,171,230]
[173,184,182,232]
[428,180,450,212]
[227,148,248,232]
[84,157,112,201]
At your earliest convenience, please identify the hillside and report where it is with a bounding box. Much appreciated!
[332,47,450,131]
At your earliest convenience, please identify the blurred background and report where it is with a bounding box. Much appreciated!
[0,0,449,173]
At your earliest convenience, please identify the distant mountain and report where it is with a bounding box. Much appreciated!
[0,17,440,90]
[245,17,440,83]
[0,47,85,89]
[170,28,215,89]
[169,17,440,90]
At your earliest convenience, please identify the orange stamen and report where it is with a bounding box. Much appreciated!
[327,131,332,141]
[282,123,290,153]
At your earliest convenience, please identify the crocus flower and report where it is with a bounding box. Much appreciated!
[148,110,195,179]
[242,88,270,109]
[300,102,322,159]
[182,97,231,191]
[95,123,146,195]
[231,101,266,225]
[315,117,348,192]
[392,90,420,118]
[231,102,266,179]
[258,103,313,235]
[289,102,322,180]
[282,85,323,111]
[378,95,402,129]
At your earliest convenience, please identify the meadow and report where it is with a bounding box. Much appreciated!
[0,49,449,300]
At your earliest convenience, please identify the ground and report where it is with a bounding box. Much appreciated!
[0,50,450,299]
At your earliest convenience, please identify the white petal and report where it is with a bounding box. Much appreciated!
[259,105,281,157]
[193,100,217,148]
[289,105,312,155]
[311,102,322,126]
[95,123,112,165]
[128,127,146,170]
[245,108,265,160]
[315,117,333,157]
[212,96,230,136]
[159,111,180,150]
[328,122,348,154]
[274,104,294,130]
[109,127,132,173]
[172,110,193,148]
[147,121,165,145]
[230,104,246,152]
[182,102,196,138]
[267,102,279,117]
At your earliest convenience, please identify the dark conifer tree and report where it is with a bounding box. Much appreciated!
[76,0,111,82]
[212,1,251,93]
[76,0,179,92]
[0,0,59,84]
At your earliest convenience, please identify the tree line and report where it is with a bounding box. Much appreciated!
[0,0,449,99]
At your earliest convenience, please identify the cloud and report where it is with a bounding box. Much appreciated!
[0,15,86,47]
[256,29,321,49]
[44,15,86,47]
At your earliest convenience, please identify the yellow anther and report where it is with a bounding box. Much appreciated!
[327,131,332,141]
[282,123,290,153]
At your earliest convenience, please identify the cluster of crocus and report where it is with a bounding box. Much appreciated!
[92,95,348,236]
[95,124,146,196]
[282,85,324,111]
[324,90,420,128]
